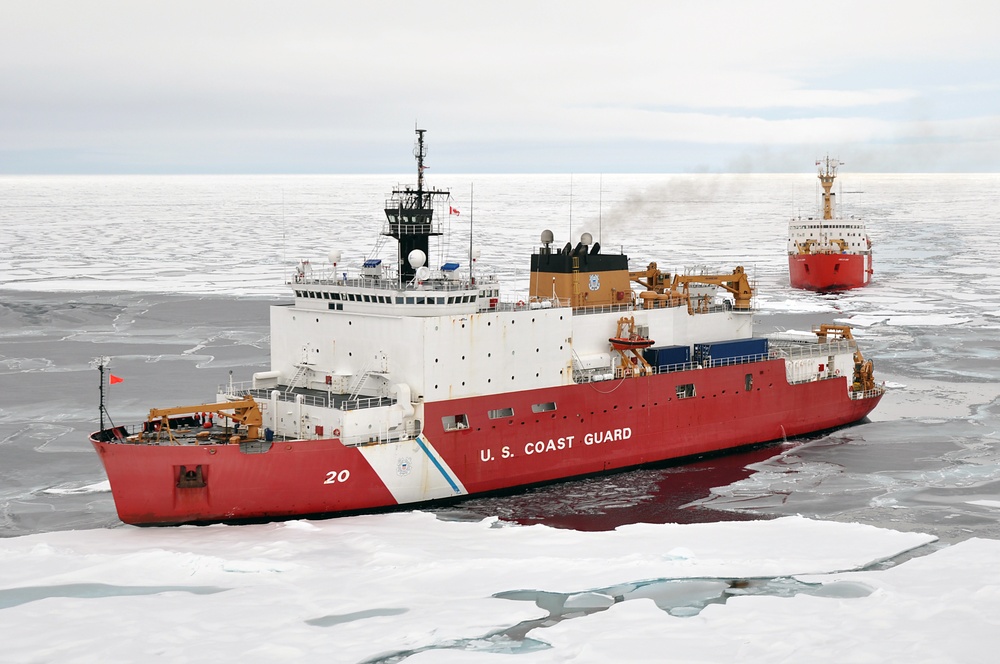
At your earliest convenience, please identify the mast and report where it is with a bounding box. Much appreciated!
[99,362,106,432]
[816,155,840,221]
[94,355,114,434]
[469,183,474,285]
[383,128,450,283]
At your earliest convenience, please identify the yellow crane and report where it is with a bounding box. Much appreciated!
[813,324,877,392]
[630,261,673,294]
[631,264,754,311]
[145,397,262,444]
[670,266,754,311]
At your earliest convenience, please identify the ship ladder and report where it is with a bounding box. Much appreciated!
[348,357,376,402]
[284,364,312,394]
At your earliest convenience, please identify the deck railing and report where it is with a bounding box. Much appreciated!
[850,386,886,400]
[768,338,856,360]
[220,383,392,411]
[571,337,868,385]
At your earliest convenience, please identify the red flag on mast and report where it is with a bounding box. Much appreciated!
[449,206,460,216]
[109,374,124,385]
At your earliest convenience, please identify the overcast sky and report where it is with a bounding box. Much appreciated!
[3,1,999,174]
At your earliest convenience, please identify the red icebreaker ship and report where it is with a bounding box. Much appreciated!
[788,156,873,291]
[92,131,884,526]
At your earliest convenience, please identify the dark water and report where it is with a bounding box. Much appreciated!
[431,443,787,531]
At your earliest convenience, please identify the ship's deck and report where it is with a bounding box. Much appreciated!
[94,418,260,446]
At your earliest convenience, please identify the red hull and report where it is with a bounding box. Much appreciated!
[93,360,882,525]
[788,253,872,291]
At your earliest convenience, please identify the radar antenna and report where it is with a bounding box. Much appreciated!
[383,129,451,282]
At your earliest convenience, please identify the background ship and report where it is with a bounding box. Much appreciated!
[91,131,884,526]
[787,157,873,291]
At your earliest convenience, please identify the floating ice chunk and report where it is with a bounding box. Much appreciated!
[563,592,616,610]
[768,329,817,342]
[42,481,111,495]
[664,547,695,560]
[280,520,321,531]
[968,500,1000,509]
[885,315,972,327]
[221,559,297,574]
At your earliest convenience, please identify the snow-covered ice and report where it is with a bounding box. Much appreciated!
[6,513,995,663]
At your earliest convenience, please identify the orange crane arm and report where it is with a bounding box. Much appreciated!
[148,397,262,439]
[670,266,754,310]
[629,262,672,293]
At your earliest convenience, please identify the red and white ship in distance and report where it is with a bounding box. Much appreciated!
[788,157,873,291]
[91,131,885,526]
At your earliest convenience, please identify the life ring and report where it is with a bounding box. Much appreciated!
[517,300,525,307]
[333,428,341,437]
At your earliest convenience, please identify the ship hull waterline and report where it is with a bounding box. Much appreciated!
[788,253,872,291]
[92,360,883,526]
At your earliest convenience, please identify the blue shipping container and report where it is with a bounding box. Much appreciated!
[693,338,769,366]
[643,344,691,371]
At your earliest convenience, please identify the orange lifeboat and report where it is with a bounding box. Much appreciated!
[609,336,654,352]
[609,315,654,352]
